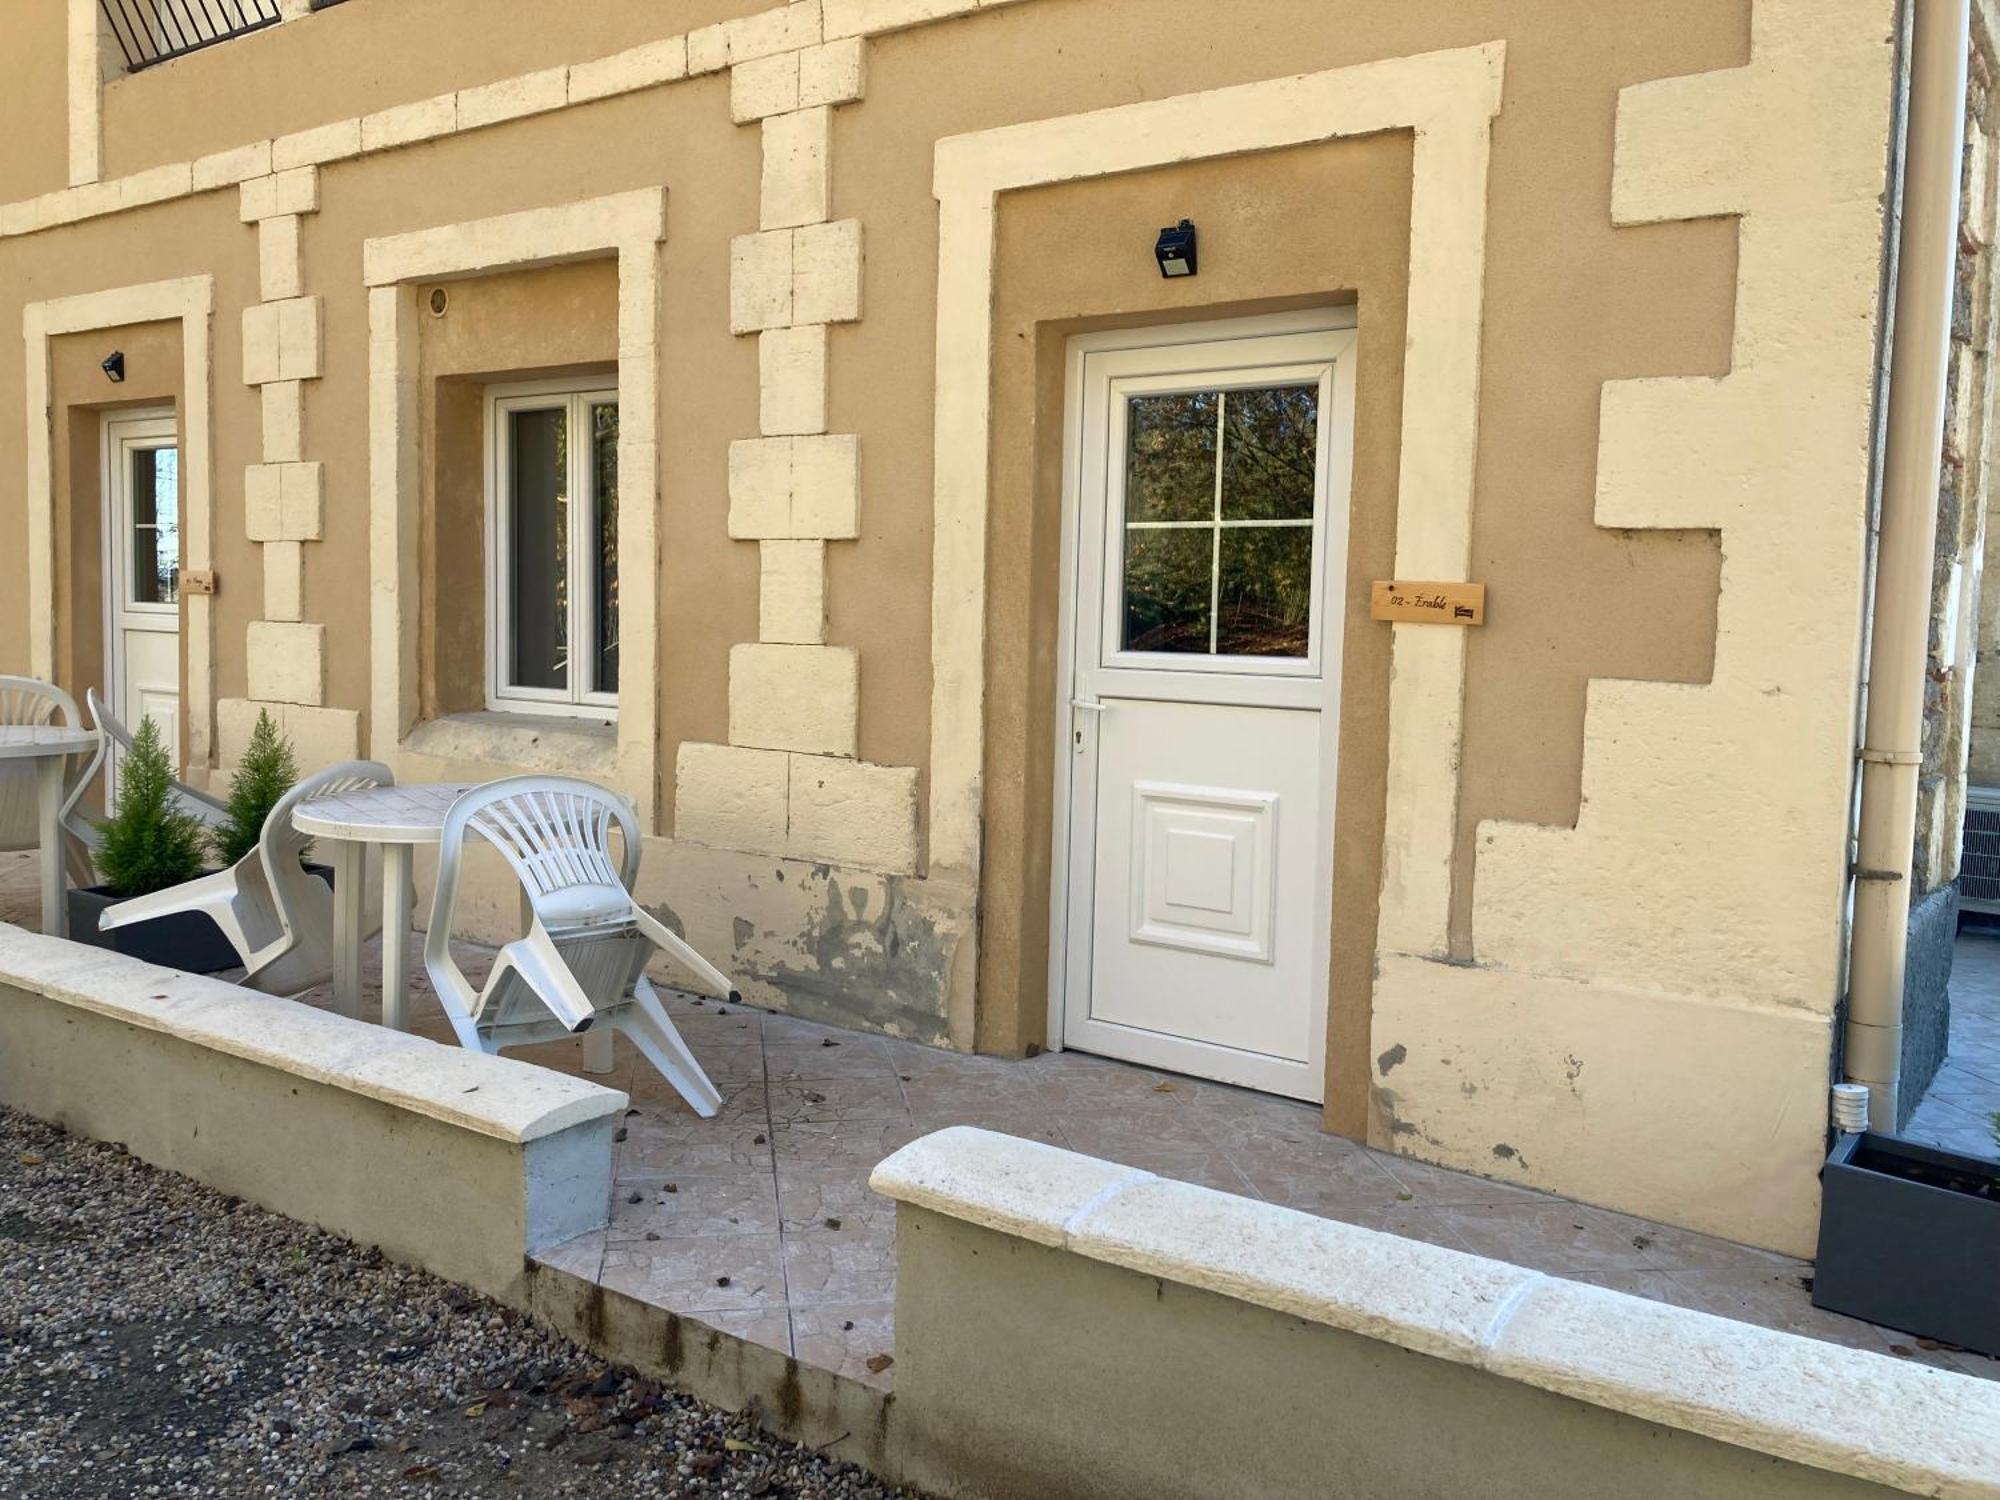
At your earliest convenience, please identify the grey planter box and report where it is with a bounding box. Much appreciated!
[66,863,336,978]
[67,883,239,973]
[1813,1131,2000,1358]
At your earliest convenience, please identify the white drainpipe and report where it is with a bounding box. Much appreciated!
[1847,0,1969,1134]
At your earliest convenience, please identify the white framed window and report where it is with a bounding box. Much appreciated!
[485,378,620,718]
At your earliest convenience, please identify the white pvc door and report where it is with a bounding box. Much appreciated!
[1057,314,1355,1101]
[104,410,182,796]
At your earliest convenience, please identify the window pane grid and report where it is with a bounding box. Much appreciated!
[1120,383,1319,660]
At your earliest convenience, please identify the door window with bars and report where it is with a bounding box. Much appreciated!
[487,382,619,716]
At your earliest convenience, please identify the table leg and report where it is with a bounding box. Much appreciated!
[37,756,64,939]
[382,842,413,1032]
[331,841,364,1021]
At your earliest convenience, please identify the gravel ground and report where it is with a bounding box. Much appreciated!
[0,1107,919,1500]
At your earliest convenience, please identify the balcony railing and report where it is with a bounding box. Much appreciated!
[99,0,284,71]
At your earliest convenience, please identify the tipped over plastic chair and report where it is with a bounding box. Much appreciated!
[98,760,392,995]
[61,687,229,883]
[0,676,101,885]
[425,775,732,1118]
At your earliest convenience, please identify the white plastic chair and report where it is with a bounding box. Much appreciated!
[425,775,731,1118]
[98,760,393,994]
[61,687,229,881]
[0,676,99,884]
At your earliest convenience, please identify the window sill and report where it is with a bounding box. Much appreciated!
[404,710,618,778]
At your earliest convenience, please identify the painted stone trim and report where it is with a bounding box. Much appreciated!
[683,28,921,876]
[236,170,328,717]
[363,190,666,824]
[1371,0,1897,1257]
[31,0,1022,248]
[21,277,217,763]
[925,45,1506,912]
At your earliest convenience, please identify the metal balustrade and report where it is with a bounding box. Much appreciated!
[98,0,284,71]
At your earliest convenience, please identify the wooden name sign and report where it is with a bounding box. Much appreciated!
[1369,580,1485,625]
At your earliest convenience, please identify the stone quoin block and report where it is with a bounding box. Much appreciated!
[258,214,303,302]
[243,462,324,543]
[730,229,795,333]
[791,218,863,325]
[786,753,918,873]
[239,167,318,225]
[798,38,866,108]
[789,433,861,537]
[217,698,360,771]
[263,541,304,623]
[727,435,859,539]
[728,437,795,539]
[759,324,829,436]
[761,107,832,231]
[759,540,827,645]
[673,741,790,854]
[729,643,859,757]
[245,620,326,707]
[261,381,304,464]
[241,297,321,386]
[732,52,801,123]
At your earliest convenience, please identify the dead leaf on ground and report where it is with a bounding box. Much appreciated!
[865,1354,894,1374]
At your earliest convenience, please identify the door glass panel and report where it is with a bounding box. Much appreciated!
[1217,524,1313,656]
[590,401,620,695]
[1126,393,1218,522]
[1122,527,1213,653]
[1120,384,1320,659]
[129,445,180,606]
[1221,385,1318,521]
[508,405,569,692]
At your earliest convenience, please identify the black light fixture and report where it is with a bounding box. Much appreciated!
[1154,219,1198,278]
[101,351,125,384]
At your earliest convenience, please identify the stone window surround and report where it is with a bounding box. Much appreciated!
[925,45,1509,1012]
[22,275,216,766]
[364,191,665,824]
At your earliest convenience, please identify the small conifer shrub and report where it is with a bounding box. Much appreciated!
[95,716,206,898]
[214,708,301,867]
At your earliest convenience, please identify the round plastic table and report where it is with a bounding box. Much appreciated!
[292,782,475,1029]
[0,725,99,938]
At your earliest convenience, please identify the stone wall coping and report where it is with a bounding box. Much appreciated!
[0,926,626,1144]
[871,1127,2000,1500]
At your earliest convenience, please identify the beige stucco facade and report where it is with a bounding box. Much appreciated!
[0,0,1921,1255]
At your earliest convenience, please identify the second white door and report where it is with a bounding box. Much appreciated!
[103,409,182,795]
[1057,314,1356,1101]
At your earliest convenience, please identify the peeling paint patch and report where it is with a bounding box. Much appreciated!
[751,874,959,1045]
[1492,1142,1528,1170]
[1376,1043,1407,1076]
[732,917,755,948]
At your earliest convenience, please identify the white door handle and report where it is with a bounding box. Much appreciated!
[1070,698,1108,714]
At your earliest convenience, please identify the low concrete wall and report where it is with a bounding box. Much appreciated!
[0,924,624,1302]
[873,1128,2000,1500]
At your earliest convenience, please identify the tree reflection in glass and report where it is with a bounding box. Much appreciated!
[1120,383,1318,658]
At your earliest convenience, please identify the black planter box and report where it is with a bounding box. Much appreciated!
[66,883,239,973]
[65,863,336,978]
[1814,1131,2000,1357]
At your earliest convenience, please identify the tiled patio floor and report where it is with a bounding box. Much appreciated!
[7,851,1996,1392]
[1906,924,2000,1157]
